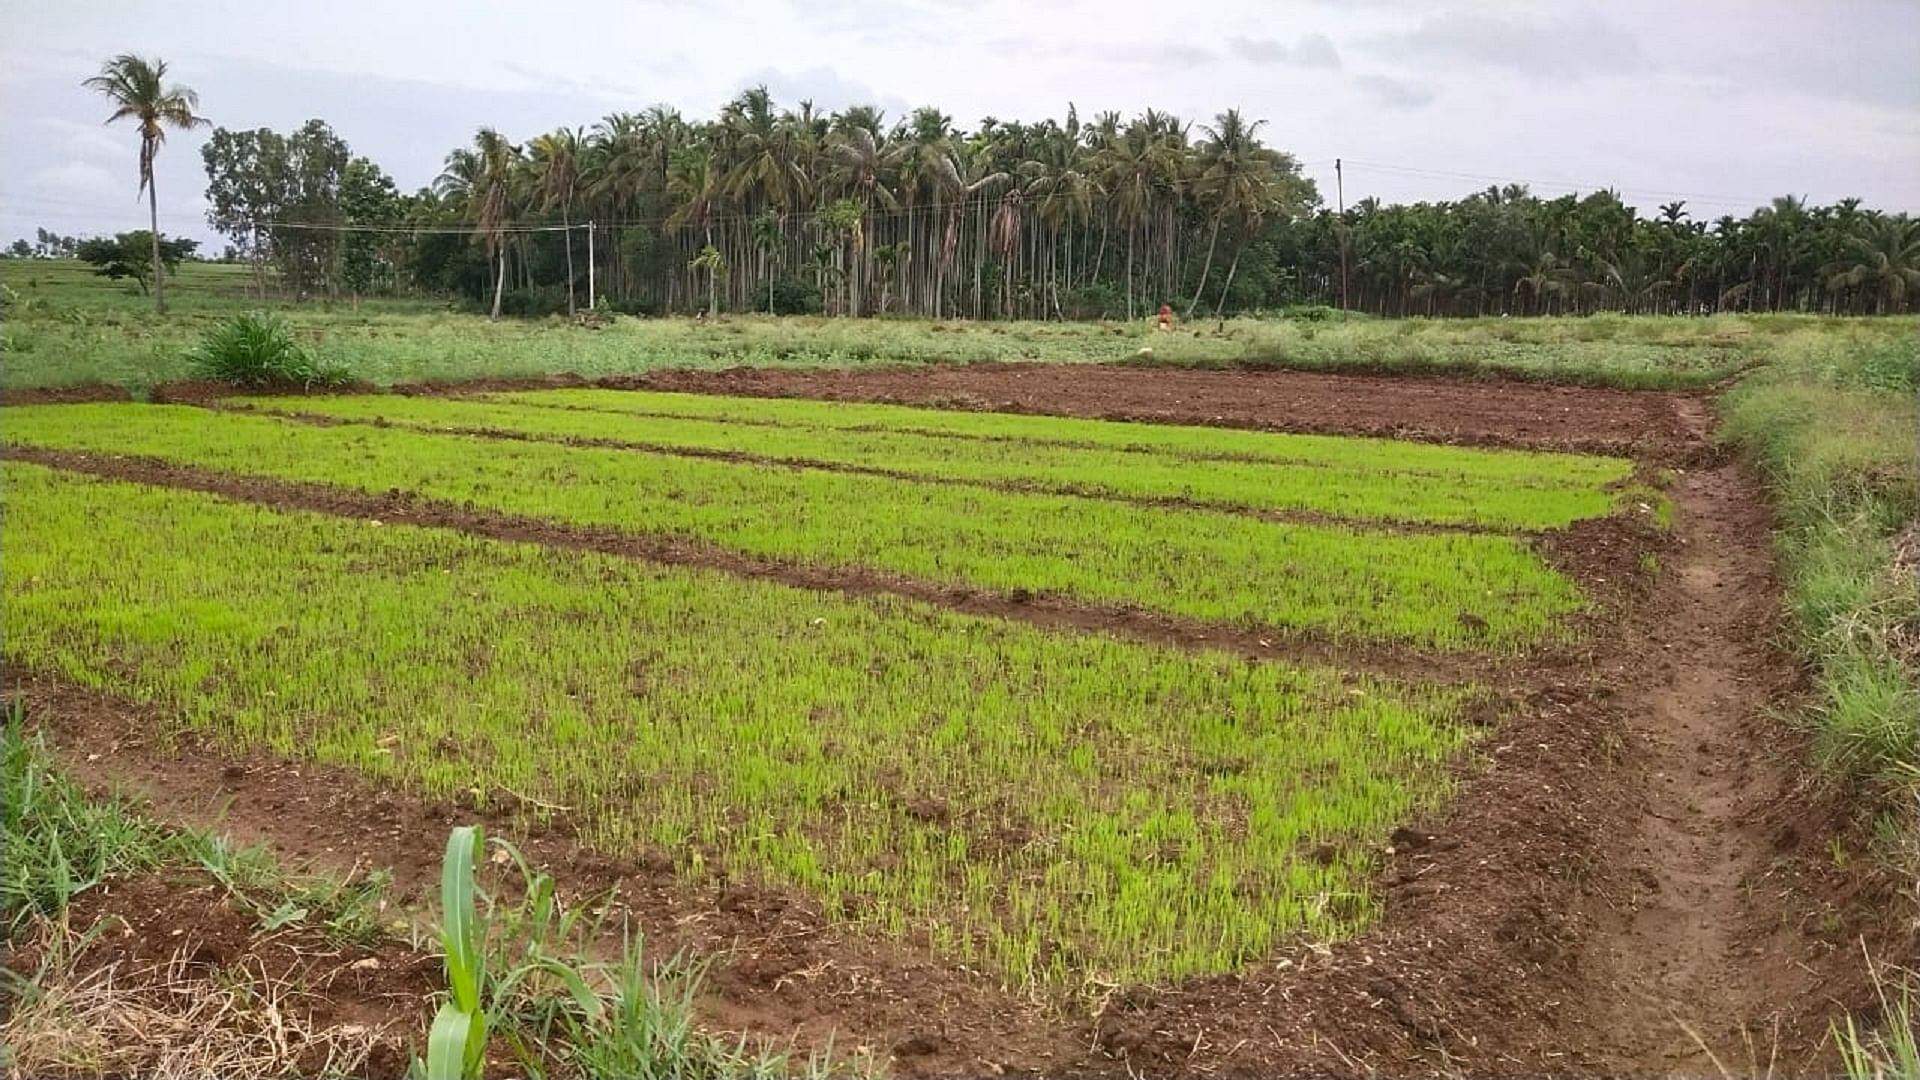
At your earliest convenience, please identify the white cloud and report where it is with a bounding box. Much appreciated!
[29,159,121,200]
[30,117,126,159]
[1227,33,1341,69]
[1370,7,1648,80]
[1353,75,1435,110]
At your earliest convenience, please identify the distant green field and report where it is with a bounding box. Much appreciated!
[11,258,1911,393]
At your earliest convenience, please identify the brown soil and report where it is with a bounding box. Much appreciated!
[0,382,133,406]
[5,869,437,1078]
[609,364,1710,462]
[6,373,1896,1076]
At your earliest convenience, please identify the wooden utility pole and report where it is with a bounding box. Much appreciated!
[1335,157,1349,311]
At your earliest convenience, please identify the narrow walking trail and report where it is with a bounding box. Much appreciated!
[1589,461,1806,1072]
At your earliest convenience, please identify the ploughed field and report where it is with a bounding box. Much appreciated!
[1,388,1656,990]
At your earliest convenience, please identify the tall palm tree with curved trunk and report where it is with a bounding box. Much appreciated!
[1187,109,1285,317]
[437,128,518,319]
[827,124,897,315]
[84,54,207,314]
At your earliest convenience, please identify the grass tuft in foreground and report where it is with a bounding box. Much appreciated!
[186,311,355,389]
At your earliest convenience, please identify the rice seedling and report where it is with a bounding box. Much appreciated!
[244,392,1631,530]
[2,405,1587,651]
[4,462,1479,985]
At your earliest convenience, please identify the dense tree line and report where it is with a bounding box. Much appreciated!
[373,92,1920,318]
[44,61,1920,318]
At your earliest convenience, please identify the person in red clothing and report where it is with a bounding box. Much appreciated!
[1157,302,1174,331]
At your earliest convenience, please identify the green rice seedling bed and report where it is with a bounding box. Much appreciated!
[489,388,1635,487]
[3,461,1475,986]
[4,405,1586,651]
[245,393,1624,530]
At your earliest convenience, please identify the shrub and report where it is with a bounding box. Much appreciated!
[497,287,569,319]
[185,313,351,388]
[1061,283,1121,320]
[769,277,823,316]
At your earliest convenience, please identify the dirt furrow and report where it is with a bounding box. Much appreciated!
[1582,462,1816,1071]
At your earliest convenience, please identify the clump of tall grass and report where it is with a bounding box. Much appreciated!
[185,311,352,389]
[1719,333,1920,822]
[0,699,164,931]
[1835,956,1919,1080]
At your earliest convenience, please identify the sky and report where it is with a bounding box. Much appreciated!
[2,0,1916,247]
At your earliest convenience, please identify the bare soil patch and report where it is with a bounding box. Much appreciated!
[3,869,435,1078]
[611,363,1710,462]
[0,382,133,406]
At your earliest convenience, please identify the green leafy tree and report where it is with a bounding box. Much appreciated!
[83,54,208,314]
[339,157,402,296]
[76,231,198,292]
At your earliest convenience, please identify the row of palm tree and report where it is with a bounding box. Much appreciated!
[421,90,1316,320]
[1298,188,1919,317]
[418,95,1917,318]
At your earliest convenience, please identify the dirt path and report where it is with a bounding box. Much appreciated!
[1586,461,1806,1071]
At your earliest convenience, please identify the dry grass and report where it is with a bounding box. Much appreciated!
[3,917,400,1080]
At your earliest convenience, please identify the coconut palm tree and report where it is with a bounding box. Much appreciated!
[437,128,518,319]
[826,122,897,315]
[83,54,207,314]
[1826,215,1920,314]
[527,128,582,314]
[689,244,726,319]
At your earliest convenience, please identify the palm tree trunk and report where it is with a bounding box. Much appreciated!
[1186,217,1221,318]
[1214,245,1243,316]
[563,200,576,316]
[148,177,166,315]
[490,247,506,320]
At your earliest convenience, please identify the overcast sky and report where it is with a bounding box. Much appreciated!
[3,0,1916,247]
